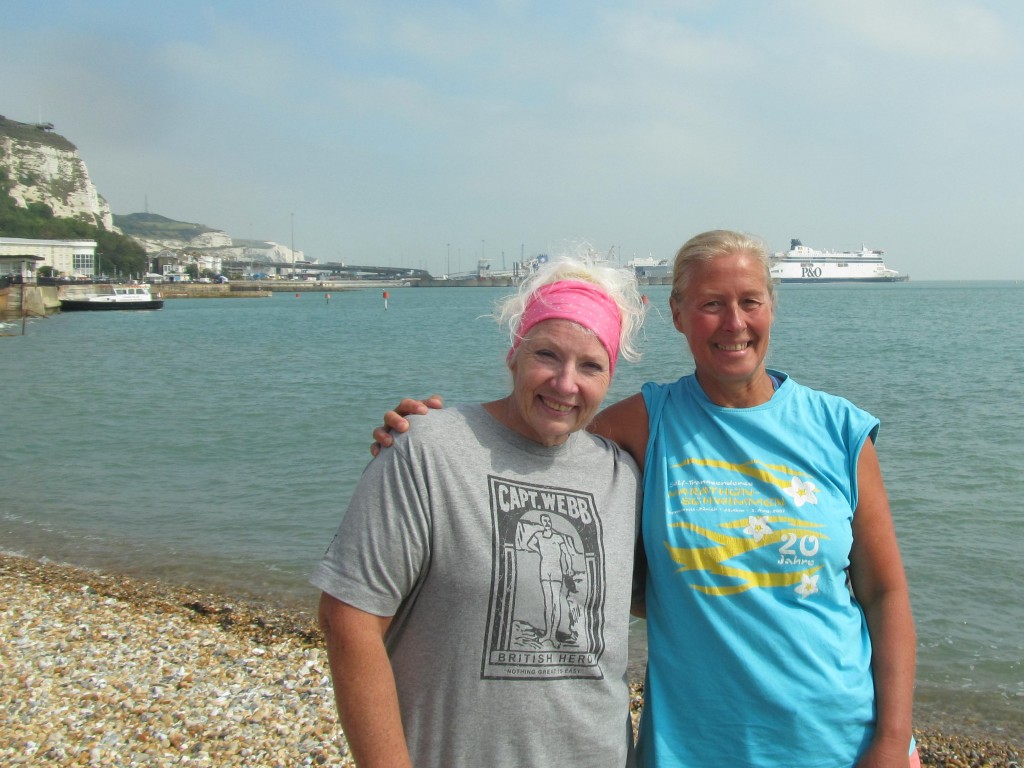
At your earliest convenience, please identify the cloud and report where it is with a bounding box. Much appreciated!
[3,0,1023,278]
[803,0,1015,61]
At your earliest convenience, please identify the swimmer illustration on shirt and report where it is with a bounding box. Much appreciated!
[526,514,576,645]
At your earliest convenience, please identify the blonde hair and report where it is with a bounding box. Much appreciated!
[671,230,776,304]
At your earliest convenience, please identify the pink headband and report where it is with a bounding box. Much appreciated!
[508,280,623,376]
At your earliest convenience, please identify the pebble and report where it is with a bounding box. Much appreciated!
[2,554,1020,766]
[1,554,352,767]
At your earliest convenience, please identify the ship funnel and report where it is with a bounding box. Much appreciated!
[790,239,803,249]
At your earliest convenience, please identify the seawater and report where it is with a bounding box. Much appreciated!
[2,282,1022,738]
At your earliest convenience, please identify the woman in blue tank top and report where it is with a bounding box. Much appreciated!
[592,230,917,768]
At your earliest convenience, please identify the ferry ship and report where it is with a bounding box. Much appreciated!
[626,255,670,281]
[770,239,908,283]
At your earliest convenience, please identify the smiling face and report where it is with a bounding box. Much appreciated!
[500,319,612,446]
[670,250,776,406]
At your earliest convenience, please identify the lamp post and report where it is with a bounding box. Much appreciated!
[447,243,451,278]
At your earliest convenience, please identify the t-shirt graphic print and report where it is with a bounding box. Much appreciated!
[481,475,609,680]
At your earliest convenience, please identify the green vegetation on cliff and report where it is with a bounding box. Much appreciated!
[0,115,147,275]
[0,173,147,276]
[114,212,214,243]
[0,114,76,152]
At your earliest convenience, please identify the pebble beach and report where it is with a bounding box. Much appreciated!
[2,553,1020,767]
[1,554,352,767]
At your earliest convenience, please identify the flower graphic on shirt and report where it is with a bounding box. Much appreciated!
[783,476,818,507]
[743,515,773,542]
[795,573,820,599]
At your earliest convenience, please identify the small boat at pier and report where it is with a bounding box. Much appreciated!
[60,283,164,311]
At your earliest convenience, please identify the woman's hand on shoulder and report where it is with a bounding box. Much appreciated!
[370,395,445,456]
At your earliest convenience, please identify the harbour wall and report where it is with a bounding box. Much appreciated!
[0,283,273,320]
[0,284,60,319]
[149,283,272,299]
[2,274,674,320]
[415,275,673,288]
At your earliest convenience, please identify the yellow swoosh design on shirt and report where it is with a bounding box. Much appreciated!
[664,518,826,596]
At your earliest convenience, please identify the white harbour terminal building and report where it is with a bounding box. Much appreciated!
[0,236,98,279]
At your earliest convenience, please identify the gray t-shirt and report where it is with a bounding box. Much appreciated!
[312,404,641,768]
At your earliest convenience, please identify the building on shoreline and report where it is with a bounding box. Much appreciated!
[0,236,98,278]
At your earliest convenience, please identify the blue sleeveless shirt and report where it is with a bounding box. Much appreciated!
[637,371,880,768]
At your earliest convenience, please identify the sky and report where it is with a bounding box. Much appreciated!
[5,0,1024,280]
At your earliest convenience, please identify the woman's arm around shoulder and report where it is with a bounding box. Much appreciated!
[318,593,412,768]
[850,439,916,768]
[589,392,650,472]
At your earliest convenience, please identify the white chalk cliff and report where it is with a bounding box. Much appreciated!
[0,119,116,231]
[1,116,303,265]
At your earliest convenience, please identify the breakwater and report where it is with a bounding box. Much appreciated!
[415,275,673,287]
[0,283,60,320]
[150,283,272,299]
[1,283,273,321]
